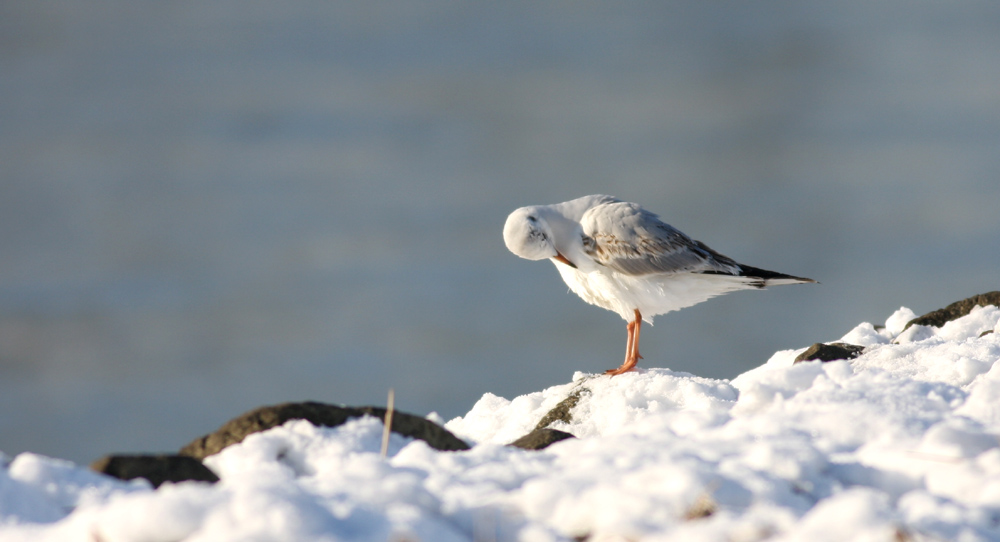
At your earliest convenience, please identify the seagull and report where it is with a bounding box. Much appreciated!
[503,195,816,376]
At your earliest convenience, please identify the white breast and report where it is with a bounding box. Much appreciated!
[554,264,761,323]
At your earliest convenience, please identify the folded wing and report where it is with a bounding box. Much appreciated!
[580,201,742,277]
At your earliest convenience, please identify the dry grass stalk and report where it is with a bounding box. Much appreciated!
[381,388,395,459]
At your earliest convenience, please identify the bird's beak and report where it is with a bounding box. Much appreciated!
[553,253,577,269]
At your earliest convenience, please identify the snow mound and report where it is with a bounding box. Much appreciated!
[2,306,1000,541]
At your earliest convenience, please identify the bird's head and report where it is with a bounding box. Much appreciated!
[503,206,559,261]
[502,206,579,268]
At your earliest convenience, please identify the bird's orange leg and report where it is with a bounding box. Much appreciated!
[631,309,643,361]
[605,309,643,376]
[623,320,637,363]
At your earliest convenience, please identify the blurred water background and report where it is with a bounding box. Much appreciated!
[2,1,999,464]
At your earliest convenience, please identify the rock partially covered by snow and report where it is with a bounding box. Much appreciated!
[1,297,999,541]
[446,369,738,446]
[507,428,576,450]
[90,455,219,488]
[903,291,1000,331]
[792,342,865,363]
[180,401,470,459]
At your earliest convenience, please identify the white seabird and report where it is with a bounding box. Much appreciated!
[503,195,816,375]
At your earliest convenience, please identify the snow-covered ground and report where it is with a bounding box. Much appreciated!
[2,305,1000,541]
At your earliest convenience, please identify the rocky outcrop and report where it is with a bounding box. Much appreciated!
[794,342,865,363]
[91,402,470,485]
[791,291,1000,363]
[91,454,219,488]
[505,382,593,447]
[508,428,575,450]
[903,291,1000,331]
[179,401,470,460]
[534,384,591,430]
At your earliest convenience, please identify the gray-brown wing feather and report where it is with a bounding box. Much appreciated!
[580,202,741,276]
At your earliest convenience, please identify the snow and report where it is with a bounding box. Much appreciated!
[2,306,1000,541]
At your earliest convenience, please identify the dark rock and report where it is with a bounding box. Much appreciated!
[903,291,1000,331]
[179,401,470,460]
[534,386,591,430]
[794,342,865,364]
[981,330,995,338]
[91,454,219,488]
[508,428,576,450]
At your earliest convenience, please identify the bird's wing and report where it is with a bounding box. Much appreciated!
[580,201,741,276]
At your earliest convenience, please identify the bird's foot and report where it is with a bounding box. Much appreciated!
[604,355,641,376]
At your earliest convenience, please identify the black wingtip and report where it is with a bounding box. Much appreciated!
[737,264,815,283]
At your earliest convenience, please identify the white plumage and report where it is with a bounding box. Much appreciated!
[503,195,815,375]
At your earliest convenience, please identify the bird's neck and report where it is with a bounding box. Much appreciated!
[538,208,599,272]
